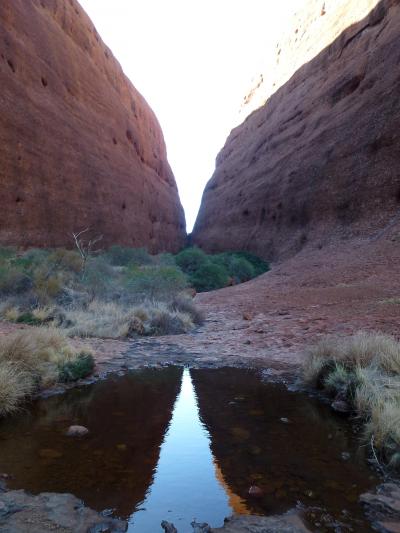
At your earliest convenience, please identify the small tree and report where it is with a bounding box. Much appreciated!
[71,228,103,280]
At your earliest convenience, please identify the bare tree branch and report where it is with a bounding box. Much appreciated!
[71,228,103,280]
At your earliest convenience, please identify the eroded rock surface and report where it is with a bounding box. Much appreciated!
[192,0,400,261]
[211,511,311,532]
[0,0,185,251]
[0,490,126,532]
[361,483,400,532]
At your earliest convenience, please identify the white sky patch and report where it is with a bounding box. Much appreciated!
[79,0,302,231]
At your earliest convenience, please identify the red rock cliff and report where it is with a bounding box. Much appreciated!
[0,0,185,252]
[192,0,400,261]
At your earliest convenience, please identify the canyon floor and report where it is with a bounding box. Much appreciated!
[85,232,400,378]
[1,233,399,378]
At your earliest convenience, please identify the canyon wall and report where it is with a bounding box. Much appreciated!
[192,0,400,261]
[0,0,185,252]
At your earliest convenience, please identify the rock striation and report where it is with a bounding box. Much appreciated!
[0,0,185,252]
[192,0,400,261]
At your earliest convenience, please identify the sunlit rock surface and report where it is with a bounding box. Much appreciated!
[0,0,185,251]
[192,0,400,260]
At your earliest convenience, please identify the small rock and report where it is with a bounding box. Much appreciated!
[248,485,263,497]
[243,313,252,321]
[191,521,212,532]
[66,425,89,437]
[161,521,178,533]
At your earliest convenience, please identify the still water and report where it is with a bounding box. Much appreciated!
[0,367,379,532]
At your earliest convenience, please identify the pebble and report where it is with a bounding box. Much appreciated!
[66,425,89,437]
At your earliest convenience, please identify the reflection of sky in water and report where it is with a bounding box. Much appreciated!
[129,369,233,532]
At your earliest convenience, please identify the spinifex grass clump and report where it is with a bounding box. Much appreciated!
[0,328,94,416]
[303,332,400,470]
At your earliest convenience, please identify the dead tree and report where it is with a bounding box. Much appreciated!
[71,228,103,279]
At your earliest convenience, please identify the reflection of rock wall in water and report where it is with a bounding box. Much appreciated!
[0,0,185,251]
[192,0,400,261]
[0,367,183,518]
[191,368,377,522]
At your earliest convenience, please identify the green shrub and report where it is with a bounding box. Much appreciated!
[175,247,209,274]
[175,248,268,292]
[0,266,31,295]
[125,266,188,300]
[105,246,152,266]
[0,247,17,260]
[58,352,95,383]
[226,255,255,283]
[189,263,230,292]
[16,312,44,326]
[231,251,269,276]
[81,257,115,299]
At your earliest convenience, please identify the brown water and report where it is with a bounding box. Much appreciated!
[0,367,379,532]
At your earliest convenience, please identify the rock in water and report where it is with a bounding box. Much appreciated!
[161,521,178,533]
[66,425,89,437]
[192,0,400,261]
[0,0,185,252]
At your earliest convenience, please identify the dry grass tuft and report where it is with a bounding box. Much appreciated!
[0,363,35,416]
[0,329,93,417]
[303,331,400,470]
[61,300,194,338]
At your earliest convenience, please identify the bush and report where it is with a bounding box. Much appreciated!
[125,266,188,300]
[226,256,255,283]
[175,247,209,274]
[175,247,268,292]
[303,332,400,470]
[189,263,230,292]
[231,251,269,277]
[58,353,95,383]
[16,311,44,326]
[105,246,152,266]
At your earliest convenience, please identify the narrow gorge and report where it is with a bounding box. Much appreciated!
[0,1,399,532]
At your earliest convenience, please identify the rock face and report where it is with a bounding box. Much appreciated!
[0,0,185,252]
[192,0,400,261]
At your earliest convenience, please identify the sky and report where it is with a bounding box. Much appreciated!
[79,0,302,231]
